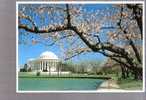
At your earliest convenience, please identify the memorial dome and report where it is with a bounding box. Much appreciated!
[39,51,58,60]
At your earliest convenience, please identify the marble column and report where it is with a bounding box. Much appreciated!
[41,61,42,71]
[46,61,48,71]
[54,61,56,71]
[41,61,42,70]
[42,61,44,70]
[45,61,47,70]
[52,60,54,69]
[43,61,45,71]
[54,61,55,71]
[40,61,42,71]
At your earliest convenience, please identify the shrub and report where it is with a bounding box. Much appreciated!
[36,72,40,76]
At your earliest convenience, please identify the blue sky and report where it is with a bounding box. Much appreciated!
[18,4,114,65]
[18,43,106,65]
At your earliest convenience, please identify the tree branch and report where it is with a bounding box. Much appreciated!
[65,47,91,60]
[66,4,71,27]
[126,4,142,38]
[118,5,142,64]
[98,51,136,71]
[18,12,36,28]
[41,34,76,46]
[19,24,68,34]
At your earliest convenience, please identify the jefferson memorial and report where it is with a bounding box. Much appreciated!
[27,51,59,72]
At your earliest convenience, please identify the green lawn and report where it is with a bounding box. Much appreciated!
[98,73,143,90]
[110,74,143,90]
[117,79,143,90]
[18,72,111,79]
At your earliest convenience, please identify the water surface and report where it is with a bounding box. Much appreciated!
[19,78,104,91]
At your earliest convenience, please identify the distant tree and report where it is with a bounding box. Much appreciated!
[102,58,125,77]
[27,67,32,72]
[88,60,102,74]
[61,62,76,73]
[76,62,86,74]
[20,68,27,72]
[36,71,40,76]
[23,63,28,71]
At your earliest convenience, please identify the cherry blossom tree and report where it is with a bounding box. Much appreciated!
[18,4,143,79]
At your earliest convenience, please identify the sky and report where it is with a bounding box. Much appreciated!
[18,43,106,65]
[18,4,114,66]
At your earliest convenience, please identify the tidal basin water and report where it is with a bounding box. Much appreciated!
[18,78,104,91]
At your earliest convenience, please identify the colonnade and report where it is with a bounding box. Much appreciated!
[38,60,58,72]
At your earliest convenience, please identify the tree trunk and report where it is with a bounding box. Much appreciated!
[121,65,126,79]
[125,67,129,78]
[133,67,142,80]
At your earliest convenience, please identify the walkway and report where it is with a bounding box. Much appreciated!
[97,79,126,92]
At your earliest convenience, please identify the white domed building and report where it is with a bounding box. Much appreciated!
[27,51,59,72]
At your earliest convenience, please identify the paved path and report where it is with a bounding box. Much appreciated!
[97,79,126,92]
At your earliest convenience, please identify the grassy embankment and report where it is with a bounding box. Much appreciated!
[117,78,143,90]
[108,74,143,90]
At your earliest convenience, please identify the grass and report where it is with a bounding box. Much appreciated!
[99,73,143,90]
[18,72,111,79]
[117,79,143,90]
